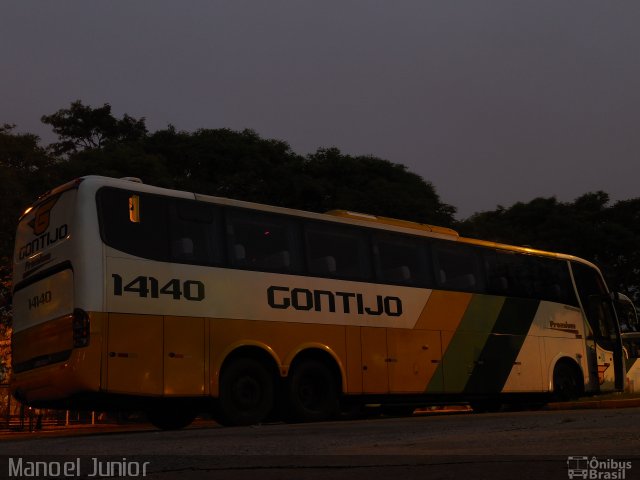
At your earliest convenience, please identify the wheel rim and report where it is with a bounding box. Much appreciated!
[290,362,337,420]
[233,374,263,411]
[218,358,275,426]
[298,375,324,411]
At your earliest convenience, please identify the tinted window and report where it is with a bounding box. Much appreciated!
[169,200,222,265]
[483,250,577,305]
[226,209,302,273]
[98,188,169,261]
[528,256,576,305]
[373,233,432,286]
[432,242,484,292]
[484,249,532,298]
[305,223,372,280]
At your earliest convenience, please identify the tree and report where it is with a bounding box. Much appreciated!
[59,143,173,189]
[301,148,456,226]
[0,125,56,259]
[145,126,304,203]
[38,102,457,226]
[0,260,11,383]
[144,130,457,225]
[0,124,52,171]
[41,101,147,157]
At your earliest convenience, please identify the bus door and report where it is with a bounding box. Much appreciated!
[571,263,624,392]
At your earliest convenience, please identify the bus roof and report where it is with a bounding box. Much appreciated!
[325,210,460,237]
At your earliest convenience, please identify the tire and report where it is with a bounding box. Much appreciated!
[553,361,583,401]
[217,357,275,426]
[147,401,197,430]
[286,359,339,422]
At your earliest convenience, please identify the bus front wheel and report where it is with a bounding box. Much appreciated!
[217,357,275,426]
[286,359,339,422]
[553,361,583,401]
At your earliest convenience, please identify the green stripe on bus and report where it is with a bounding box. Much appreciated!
[426,294,505,393]
[463,297,540,394]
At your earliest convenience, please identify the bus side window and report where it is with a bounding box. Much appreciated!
[432,242,484,293]
[169,200,221,265]
[483,250,536,299]
[529,257,577,306]
[305,223,372,281]
[484,250,511,296]
[97,188,170,261]
[225,209,302,273]
[372,233,432,287]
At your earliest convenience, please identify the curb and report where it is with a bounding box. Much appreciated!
[0,423,155,440]
[547,397,640,411]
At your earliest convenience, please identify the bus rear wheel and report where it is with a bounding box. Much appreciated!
[217,357,275,426]
[286,359,339,422]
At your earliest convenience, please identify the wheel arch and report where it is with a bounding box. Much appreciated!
[547,352,585,391]
[286,344,346,394]
[550,355,585,395]
[214,342,282,397]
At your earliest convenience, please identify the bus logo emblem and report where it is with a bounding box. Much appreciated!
[28,197,59,235]
[567,456,589,479]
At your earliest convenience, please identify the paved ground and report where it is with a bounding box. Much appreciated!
[1,395,639,479]
[1,405,640,479]
[3,392,640,438]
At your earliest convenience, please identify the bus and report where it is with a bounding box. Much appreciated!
[11,176,632,429]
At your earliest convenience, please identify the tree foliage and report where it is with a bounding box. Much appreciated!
[145,126,305,203]
[300,148,456,225]
[0,260,11,383]
[41,101,147,157]
[28,102,458,228]
[0,125,56,260]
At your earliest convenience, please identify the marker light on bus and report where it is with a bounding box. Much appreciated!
[129,195,140,223]
[72,308,90,348]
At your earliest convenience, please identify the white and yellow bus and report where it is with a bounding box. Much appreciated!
[11,176,631,428]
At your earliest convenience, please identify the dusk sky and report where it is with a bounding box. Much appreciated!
[2,2,640,218]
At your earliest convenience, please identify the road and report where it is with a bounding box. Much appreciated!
[1,407,639,479]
